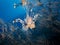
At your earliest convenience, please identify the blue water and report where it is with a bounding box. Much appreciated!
[0,0,26,22]
[0,0,60,45]
[0,0,60,22]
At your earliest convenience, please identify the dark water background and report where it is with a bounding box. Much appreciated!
[0,0,60,45]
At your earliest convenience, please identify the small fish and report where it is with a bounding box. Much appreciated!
[13,14,39,30]
[22,0,28,6]
[13,3,17,8]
